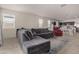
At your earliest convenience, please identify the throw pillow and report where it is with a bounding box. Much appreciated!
[25,31,33,40]
[23,33,30,41]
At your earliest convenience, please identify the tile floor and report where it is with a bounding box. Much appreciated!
[0,38,23,54]
[58,33,79,54]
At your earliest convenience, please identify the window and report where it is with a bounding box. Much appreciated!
[38,18,43,28]
[3,13,15,29]
[48,20,51,28]
[74,23,79,27]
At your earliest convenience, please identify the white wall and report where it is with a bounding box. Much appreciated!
[0,8,3,45]
[1,8,52,39]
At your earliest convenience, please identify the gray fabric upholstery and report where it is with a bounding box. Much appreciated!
[23,36,50,53]
[23,36,49,48]
[17,29,50,53]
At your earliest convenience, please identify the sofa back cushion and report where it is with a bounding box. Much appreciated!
[31,28,49,35]
[40,28,49,33]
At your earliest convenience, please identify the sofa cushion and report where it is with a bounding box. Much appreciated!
[31,28,50,35]
[25,31,33,40]
[31,29,38,36]
[23,36,50,48]
[40,28,49,33]
[23,33,30,41]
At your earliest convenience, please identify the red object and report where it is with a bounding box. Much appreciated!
[53,27,63,36]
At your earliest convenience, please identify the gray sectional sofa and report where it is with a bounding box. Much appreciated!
[17,28,70,54]
[17,28,50,54]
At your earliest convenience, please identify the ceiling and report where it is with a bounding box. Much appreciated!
[0,4,79,20]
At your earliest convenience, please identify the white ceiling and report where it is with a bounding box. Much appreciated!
[0,4,79,20]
